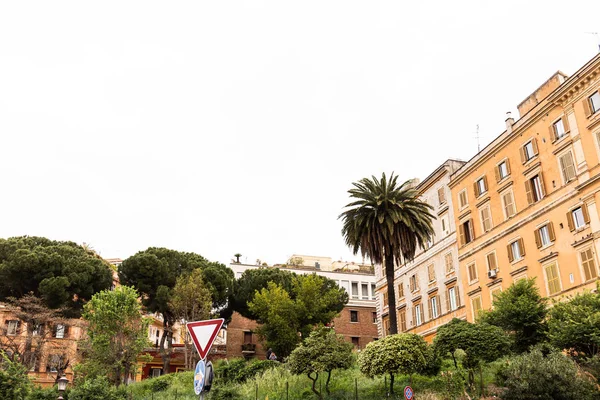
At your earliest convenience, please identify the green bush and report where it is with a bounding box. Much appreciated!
[149,373,175,392]
[69,377,128,400]
[216,358,278,384]
[27,386,64,400]
[496,347,600,400]
[0,352,32,400]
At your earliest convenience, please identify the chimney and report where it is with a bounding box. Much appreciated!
[505,111,515,133]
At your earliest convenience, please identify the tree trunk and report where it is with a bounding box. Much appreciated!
[385,253,398,335]
[159,315,174,373]
[308,372,322,399]
[389,373,395,395]
[325,370,332,395]
[452,352,458,369]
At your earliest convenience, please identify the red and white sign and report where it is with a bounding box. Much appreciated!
[186,318,224,360]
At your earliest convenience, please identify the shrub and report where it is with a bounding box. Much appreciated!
[0,352,32,400]
[149,373,175,392]
[27,386,63,400]
[216,358,278,384]
[69,376,127,400]
[496,347,600,400]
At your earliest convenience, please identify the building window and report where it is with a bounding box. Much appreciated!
[445,253,454,274]
[580,248,598,281]
[459,219,475,246]
[382,292,388,307]
[6,320,18,336]
[535,223,555,248]
[54,324,66,339]
[508,239,525,262]
[559,152,576,183]
[551,118,567,141]
[361,283,369,300]
[526,174,545,204]
[399,309,407,332]
[243,331,253,344]
[497,160,510,181]
[486,252,497,272]
[502,190,517,219]
[474,176,488,197]
[467,262,478,283]
[397,282,404,299]
[427,264,436,283]
[568,205,589,231]
[479,205,492,233]
[447,286,460,311]
[587,91,600,115]
[151,368,163,378]
[429,295,440,320]
[521,140,538,163]
[409,275,419,293]
[372,312,377,324]
[351,282,359,299]
[47,355,62,373]
[545,263,561,296]
[32,324,42,336]
[471,296,483,321]
[438,187,446,205]
[413,304,424,326]
[490,287,502,304]
[441,216,448,234]
[383,316,390,336]
[371,284,376,300]
[351,337,360,348]
[458,189,468,209]
[350,310,359,323]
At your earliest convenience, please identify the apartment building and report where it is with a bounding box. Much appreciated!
[227,260,378,359]
[375,160,466,341]
[449,53,600,322]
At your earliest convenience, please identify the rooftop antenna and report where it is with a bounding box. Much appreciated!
[585,32,600,53]
[474,124,481,153]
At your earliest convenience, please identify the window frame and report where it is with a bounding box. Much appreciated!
[471,296,483,321]
[523,140,536,161]
[580,247,598,282]
[467,262,478,284]
[486,251,498,272]
[558,150,576,184]
[479,204,492,233]
[447,286,460,311]
[544,262,562,296]
[552,118,567,141]
[444,252,454,275]
[589,91,600,115]
[350,310,359,323]
[458,189,468,210]
[497,159,510,181]
[6,320,18,336]
[501,189,517,220]
[572,207,586,230]
[427,264,436,283]
[429,295,440,319]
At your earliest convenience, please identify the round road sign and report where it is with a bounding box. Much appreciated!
[404,385,414,400]
[194,360,206,395]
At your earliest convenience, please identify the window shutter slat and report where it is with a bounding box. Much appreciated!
[532,138,539,155]
[483,176,488,192]
[562,116,570,132]
[495,165,500,182]
[473,181,479,197]
[549,222,556,241]
[459,224,465,246]
[507,243,514,263]
[525,180,534,205]
[468,220,475,241]
[518,238,526,256]
[520,146,526,164]
[567,211,575,231]
[506,159,511,175]
[539,172,546,197]
[583,203,590,224]
[534,228,541,248]
[454,287,460,307]
[548,124,556,142]
[584,96,593,117]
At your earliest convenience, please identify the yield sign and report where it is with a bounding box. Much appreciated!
[186,318,224,360]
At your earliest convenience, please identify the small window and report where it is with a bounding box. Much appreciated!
[350,310,359,323]
[409,275,419,292]
[429,295,440,320]
[580,248,598,281]
[447,287,459,311]
[382,292,388,307]
[486,252,497,272]
[372,312,377,324]
[497,160,510,181]
[55,324,65,339]
[399,310,407,332]
[525,174,545,204]
[459,219,475,245]
[427,264,436,282]
[535,224,555,248]
[370,284,376,300]
[382,316,390,336]
[552,119,566,140]
[351,337,360,348]
[471,297,483,321]
[589,92,600,115]
[6,320,18,336]
[361,283,369,300]
[502,191,517,219]
[243,331,253,344]
[397,283,404,299]
[151,368,163,378]
[445,253,454,274]
[480,205,492,233]
[559,152,576,183]
[475,176,487,197]
[438,187,446,205]
[413,304,423,326]
[522,140,537,162]
[572,207,586,230]
[351,282,359,299]
[508,238,525,262]
[545,263,561,295]
[467,262,478,283]
[458,189,468,209]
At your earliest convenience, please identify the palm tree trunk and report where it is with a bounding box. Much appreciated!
[385,254,398,335]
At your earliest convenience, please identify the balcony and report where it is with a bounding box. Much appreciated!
[241,343,256,354]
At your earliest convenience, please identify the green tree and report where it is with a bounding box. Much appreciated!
[434,318,511,389]
[358,333,431,395]
[81,286,151,386]
[287,327,353,398]
[0,351,32,400]
[170,269,212,370]
[231,268,295,320]
[497,346,600,400]
[118,248,233,372]
[481,278,548,353]
[339,173,434,335]
[0,236,113,316]
[248,274,348,357]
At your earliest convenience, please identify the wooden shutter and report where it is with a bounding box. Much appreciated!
[468,220,475,242]
[454,286,460,307]
[562,116,570,132]
[534,228,542,248]
[519,146,527,164]
[560,153,576,182]
[483,176,488,192]
[538,172,546,197]
[518,238,526,257]
[459,223,465,246]
[567,210,575,231]
[548,124,556,142]
[411,307,416,326]
[487,253,497,270]
[505,159,511,175]
[473,181,479,197]
[548,222,556,241]
[583,95,593,117]
[525,179,534,205]
[435,295,441,316]
[445,290,451,311]
[428,299,433,320]
[507,243,514,263]
[532,138,539,155]
[582,203,590,224]
[419,304,424,323]
[495,165,500,182]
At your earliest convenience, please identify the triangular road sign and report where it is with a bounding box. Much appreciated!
[186,318,224,360]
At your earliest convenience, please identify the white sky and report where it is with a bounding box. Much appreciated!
[1,1,599,266]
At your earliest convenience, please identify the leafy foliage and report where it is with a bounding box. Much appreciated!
[0,351,32,400]
[69,376,128,400]
[548,285,600,360]
[248,274,348,357]
[339,173,434,334]
[481,278,548,353]
[0,236,113,317]
[81,286,151,386]
[496,346,600,400]
[217,359,278,384]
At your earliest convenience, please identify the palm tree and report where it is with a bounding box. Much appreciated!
[234,253,242,264]
[339,173,434,335]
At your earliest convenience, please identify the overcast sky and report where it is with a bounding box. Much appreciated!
[1,1,599,266]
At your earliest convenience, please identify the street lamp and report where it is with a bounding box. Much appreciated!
[57,375,69,400]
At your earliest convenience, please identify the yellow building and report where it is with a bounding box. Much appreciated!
[449,53,600,321]
[376,159,466,341]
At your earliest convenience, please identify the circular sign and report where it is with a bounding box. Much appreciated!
[194,360,206,395]
[404,385,414,400]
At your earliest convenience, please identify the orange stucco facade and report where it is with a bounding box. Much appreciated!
[449,53,600,321]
